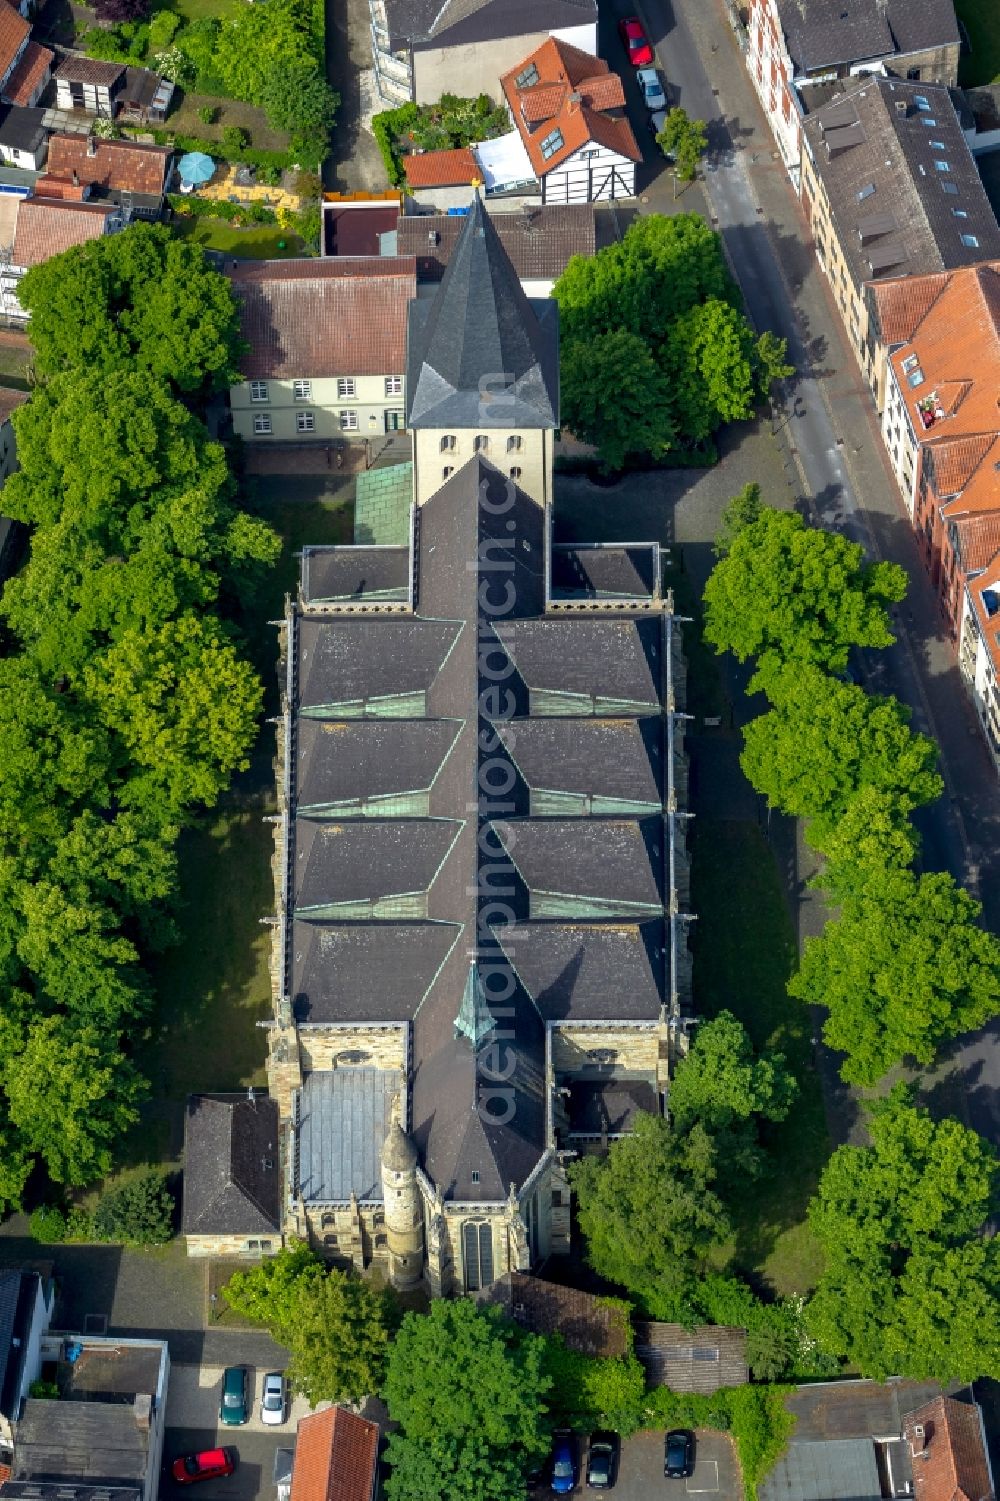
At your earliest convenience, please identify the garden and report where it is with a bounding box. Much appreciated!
[372,93,510,187]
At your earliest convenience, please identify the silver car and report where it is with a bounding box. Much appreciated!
[260,1371,287,1427]
[636,65,666,112]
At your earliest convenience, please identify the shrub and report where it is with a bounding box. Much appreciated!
[169,193,278,225]
[371,102,420,186]
[92,1171,174,1245]
[147,9,180,50]
[29,1379,59,1399]
[197,104,216,126]
[541,1338,647,1438]
[29,1204,67,1243]
[644,1387,796,1501]
[152,46,192,85]
[222,124,250,154]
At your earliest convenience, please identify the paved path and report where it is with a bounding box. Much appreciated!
[611,0,1000,1142]
[324,0,388,192]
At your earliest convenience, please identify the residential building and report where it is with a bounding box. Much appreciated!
[181,1092,282,1257]
[263,196,692,1298]
[227,258,417,442]
[6,1334,170,1501]
[481,1272,630,1356]
[0,2,30,104]
[288,1407,379,1501]
[797,77,1000,394]
[369,0,597,107]
[0,1269,54,1444]
[39,133,173,217]
[0,103,45,171]
[3,42,52,109]
[959,552,1000,772]
[402,147,483,212]
[499,38,641,203]
[746,0,961,181]
[761,1380,994,1501]
[398,204,604,296]
[633,1322,749,1393]
[2,196,118,319]
[53,56,125,118]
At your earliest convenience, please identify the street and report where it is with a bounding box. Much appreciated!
[598,0,1000,1143]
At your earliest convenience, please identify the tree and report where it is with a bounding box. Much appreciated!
[0,1016,145,1187]
[16,880,150,1025]
[665,298,759,441]
[755,329,794,406]
[656,107,707,182]
[789,867,1000,1084]
[93,1171,175,1244]
[808,785,918,898]
[561,329,675,470]
[739,664,941,844]
[713,482,763,558]
[383,1300,550,1501]
[262,60,339,160]
[703,507,907,675]
[212,0,315,107]
[19,224,245,396]
[805,1088,1000,1379]
[224,1243,394,1405]
[569,1111,731,1318]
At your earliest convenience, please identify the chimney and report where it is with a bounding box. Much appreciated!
[87,136,97,158]
[908,1423,927,1459]
[894,99,907,116]
[133,1394,152,1431]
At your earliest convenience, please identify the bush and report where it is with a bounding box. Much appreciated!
[372,102,420,186]
[169,193,278,225]
[197,104,217,126]
[222,124,250,154]
[29,1204,68,1243]
[541,1338,647,1438]
[29,1379,59,1399]
[92,1171,174,1245]
[147,9,180,50]
[645,1387,796,1501]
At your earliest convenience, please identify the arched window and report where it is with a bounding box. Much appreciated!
[461,1220,494,1291]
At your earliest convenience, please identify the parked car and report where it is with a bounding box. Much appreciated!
[219,1366,249,1427]
[664,1429,694,1479]
[260,1371,287,1426]
[636,66,666,112]
[172,1448,237,1485]
[650,109,668,140]
[586,1430,619,1489]
[550,1430,577,1495]
[618,15,654,66]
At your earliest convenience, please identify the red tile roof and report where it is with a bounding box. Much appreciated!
[45,132,172,197]
[228,256,417,380]
[290,1407,379,1501]
[951,510,1000,574]
[32,174,88,201]
[5,40,52,107]
[968,549,1000,678]
[501,36,640,177]
[0,0,28,83]
[903,1396,994,1501]
[12,197,112,268]
[403,146,479,188]
[870,271,949,346]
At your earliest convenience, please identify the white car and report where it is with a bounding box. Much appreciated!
[260,1371,287,1427]
[636,66,666,112]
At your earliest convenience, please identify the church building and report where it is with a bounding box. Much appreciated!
[254,198,694,1294]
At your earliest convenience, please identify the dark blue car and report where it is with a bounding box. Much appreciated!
[550,1430,577,1494]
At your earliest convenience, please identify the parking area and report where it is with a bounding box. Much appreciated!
[162,1364,324,1501]
[530,1428,741,1499]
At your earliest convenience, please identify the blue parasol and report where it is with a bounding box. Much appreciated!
[177,151,215,186]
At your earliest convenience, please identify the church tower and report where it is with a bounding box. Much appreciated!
[404,193,560,509]
[380,1098,424,1290]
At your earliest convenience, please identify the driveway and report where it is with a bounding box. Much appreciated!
[531,1428,740,1499]
[166,1362,317,1434]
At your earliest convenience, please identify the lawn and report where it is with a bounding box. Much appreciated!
[956,0,1000,83]
[691,820,830,1296]
[172,216,304,258]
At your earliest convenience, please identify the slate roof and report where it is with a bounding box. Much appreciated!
[383,0,596,50]
[482,1272,629,1356]
[550,543,659,599]
[904,1395,994,1501]
[296,616,460,712]
[44,133,172,197]
[496,616,663,707]
[12,198,111,268]
[776,0,958,75]
[633,1321,749,1392]
[0,1270,37,1420]
[0,103,44,154]
[229,258,417,381]
[803,78,1000,288]
[567,1077,659,1135]
[301,545,410,605]
[293,816,461,913]
[290,919,460,1023]
[497,919,664,1020]
[501,37,641,178]
[0,1,28,83]
[5,43,52,108]
[181,1093,281,1236]
[53,55,124,86]
[405,193,559,429]
[297,1067,400,1203]
[402,147,478,188]
[295,717,461,811]
[762,1437,884,1501]
[397,204,598,283]
[290,1406,380,1501]
[783,1380,951,1442]
[497,716,663,807]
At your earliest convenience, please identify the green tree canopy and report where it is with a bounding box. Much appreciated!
[569,1111,731,1318]
[806,1088,1000,1379]
[669,1010,796,1154]
[713,481,763,558]
[212,0,315,106]
[561,329,675,470]
[740,663,941,844]
[808,786,919,898]
[703,507,907,674]
[665,297,759,441]
[656,107,707,180]
[790,867,1000,1084]
[19,224,244,395]
[261,60,339,160]
[383,1300,549,1501]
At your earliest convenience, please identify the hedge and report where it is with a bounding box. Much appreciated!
[643,1386,796,1501]
[372,102,420,187]
[168,193,278,225]
[120,126,298,172]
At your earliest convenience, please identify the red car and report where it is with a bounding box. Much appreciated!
[619,15,654,66]
[172,1449,237,1485]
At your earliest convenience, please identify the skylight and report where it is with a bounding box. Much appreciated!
[952,208,968,218]
[961,233,980,248]
[857,182,876,201]
[942,181,958,195]
[515,62,539,89]
[539,127,564,160]
[914,95,930,110]
[935,160,951,172]
[918,116,938,126]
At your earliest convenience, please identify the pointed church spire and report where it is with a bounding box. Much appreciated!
[454,960,495,1050]
[405,193,559,432]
